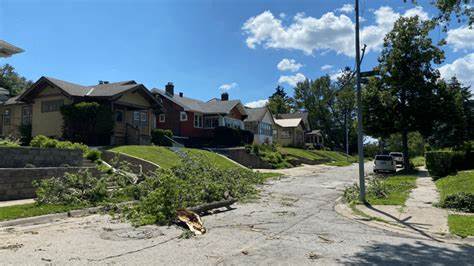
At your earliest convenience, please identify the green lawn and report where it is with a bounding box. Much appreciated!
[0,203,85,221]
[279,147,325,161]
[435,171,474,202]
[108,145,242,169]
[411,156,426,167]
[366,175,417,205]
[448,215,474,238]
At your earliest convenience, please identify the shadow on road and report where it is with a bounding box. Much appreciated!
[341,240,474,265]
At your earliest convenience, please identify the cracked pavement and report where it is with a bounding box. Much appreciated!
[1,163,473,265]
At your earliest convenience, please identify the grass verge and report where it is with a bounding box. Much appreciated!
[0,203,85,222]
[411,156,425,167]
[448,215,474,238]
[108,145,242,169]
[366,175,417,205]
[435,171,474,203]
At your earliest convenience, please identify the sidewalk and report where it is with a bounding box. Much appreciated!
[354,170,449,239]
[0,198,35,208]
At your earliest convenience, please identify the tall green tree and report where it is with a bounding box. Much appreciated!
[267,85,293,114]
[429,77,473,147]
[375,16,444,166]
[0,64,32,96]
[333,68,357,154]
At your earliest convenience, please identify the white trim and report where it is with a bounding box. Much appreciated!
[159,113,165,123]
[180,111,188,121]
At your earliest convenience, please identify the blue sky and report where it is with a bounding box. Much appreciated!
[1,0,473,107]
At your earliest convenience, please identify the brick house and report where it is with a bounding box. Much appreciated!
[151,83,248,139]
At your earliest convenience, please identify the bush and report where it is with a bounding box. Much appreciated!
[213,127,253,147]
[246,144,292,169]
[343,183,360,203]
[34,170,107,206]
[85,149,102,162]
[30,135,91,158]
[151,129,173,146]
[0,137,20,147]
[440,192,474,213]
[60,102,114,145]
[425,151,458,179]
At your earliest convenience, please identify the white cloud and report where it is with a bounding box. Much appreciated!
[277,58,303,72]
[446,26,474,51]
[337,4,354,14]
[242,10,354,56]
[321,64,334,71]
[439,53,474,89]
[242,6,429,57]
[329,69,345,81]
[245,99,269,108]
[278,73,306,87]
[219,82,238,92]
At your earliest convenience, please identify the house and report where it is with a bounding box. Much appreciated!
[151,83,247,139]
[244,106,275,144]
[0,76,161,145]
[274,112,324,148]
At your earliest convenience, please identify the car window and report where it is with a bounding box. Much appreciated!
[375,155,392,161]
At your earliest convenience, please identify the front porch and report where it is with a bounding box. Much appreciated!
[112,103,154,145]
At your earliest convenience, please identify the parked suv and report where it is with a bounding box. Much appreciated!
[374,155,396,174]
[389,152,404,166]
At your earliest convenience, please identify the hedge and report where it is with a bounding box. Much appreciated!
[426,150,474,179]
[213,127,254,147]
[151,129,173,146]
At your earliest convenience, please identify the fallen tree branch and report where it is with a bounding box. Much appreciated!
[188,198,237,214]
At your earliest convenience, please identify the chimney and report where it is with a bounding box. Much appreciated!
[179,92,183,97]
[221,92,229,101]
[98,80,109,85]
[165,82,174,96]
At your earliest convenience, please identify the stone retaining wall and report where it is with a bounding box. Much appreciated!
[101,150,160,175]
[0,167,99,201]
[211,147,273,169]
[0,147,83,168]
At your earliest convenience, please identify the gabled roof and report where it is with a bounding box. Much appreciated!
[17,77,159,107]
[275,111,310,130]
[151,88,247,116]
[274,118,303,128]
[0,40,23,57]
[244,106,273,122]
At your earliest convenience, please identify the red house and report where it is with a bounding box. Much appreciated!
[151,82,248,139]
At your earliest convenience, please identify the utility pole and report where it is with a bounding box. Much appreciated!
[355,0,365,203]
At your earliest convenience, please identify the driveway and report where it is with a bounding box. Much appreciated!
[1,163,473,265]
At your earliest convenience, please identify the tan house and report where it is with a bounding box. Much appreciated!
[274,118,307,147]
[0,76,161,145]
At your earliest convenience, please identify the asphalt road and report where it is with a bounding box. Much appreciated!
[1,163,473,265]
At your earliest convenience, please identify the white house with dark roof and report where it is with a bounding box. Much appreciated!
[244,106,275,144]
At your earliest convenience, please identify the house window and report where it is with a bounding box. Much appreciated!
[133,111,140,126]
[159,114,166,123]
[281,129,291,139]
[180,111,188,121]
[224,117,242,129]
[41,99,63,113]
[132,111,148,127]
[194,113,203,128]
[3,108,11,126]
[204,116,219,129]
[21,106,32,125]
[115,111,123,122]
[259,122,272,136]
[140,112,147,127]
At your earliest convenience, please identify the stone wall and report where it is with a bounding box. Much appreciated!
[101,150,160,175]
[0,167,99,201]
[0,147,83,168]
[211,147,273,169]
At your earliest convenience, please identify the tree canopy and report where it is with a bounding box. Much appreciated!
[0,64,32,96]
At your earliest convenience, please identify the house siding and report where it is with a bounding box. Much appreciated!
[31,86,71,137]
[0,103,23,137]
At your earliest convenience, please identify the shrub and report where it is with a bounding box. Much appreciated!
[343,183,360,203]
[60,102,114,145]
[151,129,173,146]
[213,127,254,147]
[425,151,458,179]
[34,170,107,206]
[18,124,32,146]
[30,135,89,156]
[440,192,474,213]
[367,178,389,199]
[0,137,20,147]
[85,149,102,162]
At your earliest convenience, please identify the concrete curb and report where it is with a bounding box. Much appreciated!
[333,197,474,245]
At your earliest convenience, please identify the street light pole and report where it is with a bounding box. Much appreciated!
[355,0,365,203]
